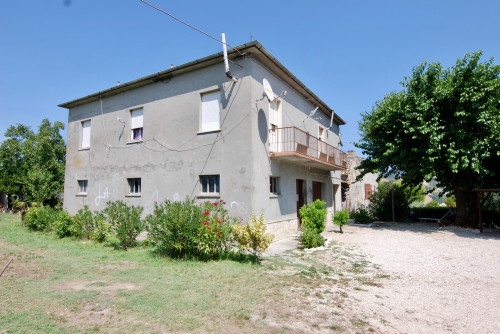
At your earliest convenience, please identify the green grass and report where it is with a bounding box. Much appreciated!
[0,213,276,333]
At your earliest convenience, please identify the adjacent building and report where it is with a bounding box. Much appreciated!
[341,151,378,211]
[59,41,347,238]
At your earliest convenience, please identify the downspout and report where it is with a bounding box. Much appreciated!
[222,33,238,83]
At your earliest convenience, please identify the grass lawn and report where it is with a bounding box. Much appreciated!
[0,213,387,333]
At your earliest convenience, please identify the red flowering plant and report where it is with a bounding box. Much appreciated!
[198,200,237,258]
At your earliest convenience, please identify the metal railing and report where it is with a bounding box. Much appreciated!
[269,127,347,169]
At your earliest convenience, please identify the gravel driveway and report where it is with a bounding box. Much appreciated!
[322,223,500,333]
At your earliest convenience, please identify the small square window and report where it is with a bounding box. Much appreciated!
[200,175,220,195]
[270,176,280,195]
[128,178,141,195]
[78,180,88,195]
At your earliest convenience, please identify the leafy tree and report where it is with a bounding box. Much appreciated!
[0,119,65,206]
[369,181,412,221]
[357,51,500,227]
[333,210,349,233]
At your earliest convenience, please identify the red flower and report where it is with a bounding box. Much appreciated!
[219,229,221,232]
[212,202,218,206]
[217,233,221,237]
[208,227,212,230]
[203,211,210,216]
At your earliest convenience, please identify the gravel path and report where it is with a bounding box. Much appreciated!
[322,223,500,333]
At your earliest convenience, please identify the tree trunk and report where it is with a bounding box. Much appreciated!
[454,186,478,228]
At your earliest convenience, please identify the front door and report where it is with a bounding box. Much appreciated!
[296,179,305,226]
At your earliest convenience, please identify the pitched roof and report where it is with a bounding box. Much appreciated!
[59,41,345,125]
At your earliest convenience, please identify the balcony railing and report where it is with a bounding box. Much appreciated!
[269,127,347,170]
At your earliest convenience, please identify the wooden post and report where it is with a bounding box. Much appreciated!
[0,258,13,277]
[477,191,483,233]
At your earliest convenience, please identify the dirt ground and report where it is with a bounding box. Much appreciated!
[264,222,500,333]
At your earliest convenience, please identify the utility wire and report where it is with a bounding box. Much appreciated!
[139,0,244,56]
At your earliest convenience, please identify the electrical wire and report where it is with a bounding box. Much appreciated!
[139,0,245,56]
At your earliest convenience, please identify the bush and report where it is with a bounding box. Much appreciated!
[71,206,110,242]
[300,224,325,248]
[299,199,327,233]
[104,201,144,251]
[426,200,441,208]
[146,198,202,257]
[24,206,58,232]
[90,212,110,243]
[350,207,373,224]
[231,214,274,261]
[333,210,349,233]
[198,200,237,258]
[54,210,73,238]
[369,181,412,221]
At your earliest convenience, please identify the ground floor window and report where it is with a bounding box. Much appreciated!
[128,178,141,195]
[270,176,280,195]
[78,180,88,195]
[200,175,220,195]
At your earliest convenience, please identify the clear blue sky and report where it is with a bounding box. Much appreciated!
[1,0,499,155]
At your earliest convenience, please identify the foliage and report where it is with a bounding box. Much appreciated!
[369,181,413,221]
[350,207,374,224]
[300,224,325,248]
[104,201,144,250]
[198,200,237,258]
[356,51,500,227]
[146,198,202,257]
[24,206,58,232]
[231,214,274,261]
[333,210,349,233]
[444,195,456,207]
[298,199,327,233]
[53,210,73,238]
[426,200,441,208]
[0,119,65,206]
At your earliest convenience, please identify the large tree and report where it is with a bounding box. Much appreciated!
[356,51,500,227]
[0,119,66,206]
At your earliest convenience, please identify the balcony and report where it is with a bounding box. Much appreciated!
[268,127,347,171]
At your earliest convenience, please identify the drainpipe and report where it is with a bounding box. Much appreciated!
[222,33,237,83]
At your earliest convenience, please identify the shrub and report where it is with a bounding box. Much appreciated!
[231,214,274,262]
[104,201,144,250]
[198,200,237,258]
[299,199,327,233]
[350,207,373,224]
[24,206,58,232]
[333,210,349,233]
[426,200,441,208]
[300,224,325,248]
[145,198,202,257]
[369,181,412,221]
[54,210,73,238]
[72,205,94,239]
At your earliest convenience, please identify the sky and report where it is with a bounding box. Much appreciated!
[1,0,499,155]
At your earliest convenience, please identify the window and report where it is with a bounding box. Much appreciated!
[128,178,141,195]
[77,180,88,195]
[364,184,373,200]
[200,91,220,132]
[131,108,143,141]
[270,176,280,196]
[200,175,220,195]
[81,120,91,149]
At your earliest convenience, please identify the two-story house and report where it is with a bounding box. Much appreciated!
[59,41,347,239]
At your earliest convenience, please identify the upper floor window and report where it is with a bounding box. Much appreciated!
[81,120,91,149]
[269,99,281,128]
[200,91,220,132]
[270,176,280,196]
[131,108,143,141]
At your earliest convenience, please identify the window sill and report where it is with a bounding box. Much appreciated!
[126,140,143,145]
[78,147,90,151]
[76,193,87,197]
[197,194,220,199]
[125,194,142,197]
[269,194,281,198]
[197,129,221,135]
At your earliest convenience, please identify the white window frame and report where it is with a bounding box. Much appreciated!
[81,120,91,149]
[77,180,88,195]
[127,178,141,196]
[270,176,280,196]
[200,91,221,133]
[199,175,220,197]
[130,108,144,142]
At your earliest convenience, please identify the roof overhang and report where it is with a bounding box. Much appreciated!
[58,41,345,125]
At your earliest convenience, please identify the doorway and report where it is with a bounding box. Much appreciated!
[296,179,306,226]
[312,181,323,201]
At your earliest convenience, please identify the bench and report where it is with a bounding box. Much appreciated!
[419,208,457,223]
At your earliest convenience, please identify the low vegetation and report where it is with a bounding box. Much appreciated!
[333,210,349,233]
[299,200,327,248]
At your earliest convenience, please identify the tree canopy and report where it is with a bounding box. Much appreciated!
[0,119,66,206]
[356,51,500,226]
